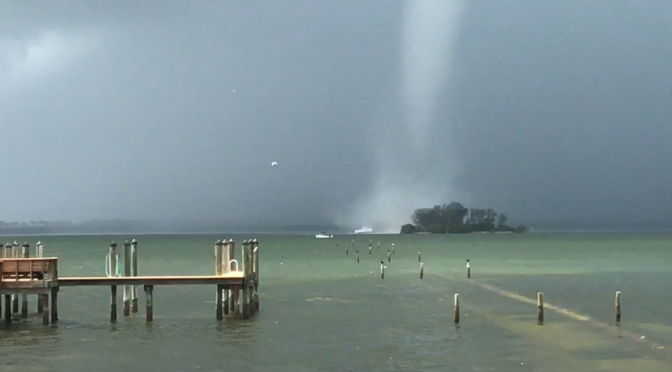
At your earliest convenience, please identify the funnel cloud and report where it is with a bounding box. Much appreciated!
[339,0,467,232]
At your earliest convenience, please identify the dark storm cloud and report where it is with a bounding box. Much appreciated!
[1,0,671,229]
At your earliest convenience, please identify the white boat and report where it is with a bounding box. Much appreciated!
[354,226,374,234]
[315,232,333,239]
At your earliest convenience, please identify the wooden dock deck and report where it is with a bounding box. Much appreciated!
[0,239,260,327]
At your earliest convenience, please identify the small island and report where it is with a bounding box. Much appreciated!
[400,202,527,234]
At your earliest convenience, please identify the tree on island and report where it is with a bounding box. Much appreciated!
[400,202,527,234]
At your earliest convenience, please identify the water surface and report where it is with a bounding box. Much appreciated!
[1,233,671,371]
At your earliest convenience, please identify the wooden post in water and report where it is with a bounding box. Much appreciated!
[387,250,391,262]
[615,291,622,324]
[222,240,230,315]
[131,239,139,313]
[420,262,424,279]
[36,241,44,313]
[216,284,224,320]
[214,240,224,313]
[380,262,385,280]
[355,250,359,263]
[418,252,421,262]
[537,292,544,325]
[229,240,237,314]
[50,287,59,323]
[252,239,260,312]
[144,285,154,322]
[123,241,131,316]
[21,242,30,318]
[109,242,118,323]
[454,293,460,324]
[241,240,250,319]
[12,241,19,314]
[41,292,50,325]
[3,295,11,324]
[466,259,471,279]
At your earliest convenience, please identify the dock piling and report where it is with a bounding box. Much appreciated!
[420,262,424,279]
[215,240,223,275]
[41,293,50,325]
[131,239,139,313]
[110,285,118,323]
[216,284,224,320]
[454,293,460,324]
[252,239,260,312]
[36,242,44,313]
[12,242,19,314]
[229,240,237,314]
[241,240,250,319]
[222,240,230,314]
[537,292,544,325]
[144,285,154,322]
[20,242,29,318]
[615,291,622,323]
[123,241,131,316]
[50,287,59,323]
[4,295,11,324]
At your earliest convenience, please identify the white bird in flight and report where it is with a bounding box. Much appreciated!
[271,161,278,167]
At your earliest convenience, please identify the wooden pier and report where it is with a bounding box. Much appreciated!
[0,239,260,326]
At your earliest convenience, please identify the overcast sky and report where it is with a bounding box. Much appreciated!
[1,0,671,229]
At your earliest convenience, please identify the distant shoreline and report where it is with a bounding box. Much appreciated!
[1,228,671,238]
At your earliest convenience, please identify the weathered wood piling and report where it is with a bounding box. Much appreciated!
[454,293,460,324]
[537,292,544,325]
[21,242,29,318]
[615,291,621,323]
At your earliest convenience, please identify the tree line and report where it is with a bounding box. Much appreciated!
[400,202,527,234]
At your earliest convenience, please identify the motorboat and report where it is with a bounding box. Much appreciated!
[315,232,334,239]
[354,226,374,234]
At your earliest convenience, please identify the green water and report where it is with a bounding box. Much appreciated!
[1,232,672,371]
